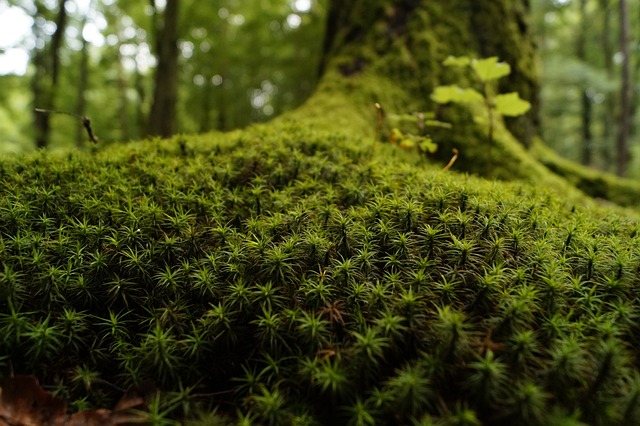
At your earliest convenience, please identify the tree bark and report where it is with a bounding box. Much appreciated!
[31,1,48,149]
[617,0,631,176]
[469,0,540,148]
[49,0,69,92]
[577,0,593,166]
[32,0,69,149]
[132,52,148,139]
[600,0,615,171]
[147,0,180,138]
[75,17,90,147]
[117,45,130,141]
[313,0,542,181]
[629,0,640,145]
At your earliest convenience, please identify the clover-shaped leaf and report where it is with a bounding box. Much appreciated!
[399,136,417,148]
[418,137,438,154]
[471,57,511,82]
[494,92,531,116]
[443,55,471,67]
[432,86,483,105]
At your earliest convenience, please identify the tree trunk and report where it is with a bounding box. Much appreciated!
[133,52,147,139]
[469,1,540,148]
[49,0,68,94]
[577,0,593,166]
[117,46,130,141]
[33,0,69,149]
[75,18,90,147]
[31,1,48,149]
[600,0,615,171]
[629,0,640,145]
[617,0,631,176]
[199,82,212,133]
[147,0,180,138]
[309,0,542,181]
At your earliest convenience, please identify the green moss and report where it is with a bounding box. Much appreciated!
[1,2,639,424]
[315,0,637,214]
[316,0,551,182]
[532,140,640,210]
[2,120,640,424]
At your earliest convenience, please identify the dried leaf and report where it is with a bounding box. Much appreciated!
[0,375,67,426]
[0,375,150,426]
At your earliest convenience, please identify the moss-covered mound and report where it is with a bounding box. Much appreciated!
[1,124,640,425]
[531,141,640,210]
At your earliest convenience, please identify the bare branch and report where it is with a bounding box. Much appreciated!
[34,108,99,144]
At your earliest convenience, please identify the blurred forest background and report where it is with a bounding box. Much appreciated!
[0,0,326,150]
[0,0,639,177]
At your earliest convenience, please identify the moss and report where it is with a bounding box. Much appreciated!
[2,120,640,424]
[316,0,550,183]
[285,65,580,202]
[315,0,638,213]
[532,140,640,210]
[2,1,640,424]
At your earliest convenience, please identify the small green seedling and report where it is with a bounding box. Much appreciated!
[431,56,531,144]
[378,103,451,157]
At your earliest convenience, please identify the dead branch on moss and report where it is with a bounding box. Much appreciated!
[35,108,99,144]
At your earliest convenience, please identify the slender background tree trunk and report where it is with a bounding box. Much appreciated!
[617,0,631,176]
[133,54,147,139]
[31,1,48,149]
[577,0,593,166]
[600,0,615,171]
[117,46,130,141]
[75,20,90,147]
[147,0,180,138]
[629,1,640,146]
[33,0,69,149]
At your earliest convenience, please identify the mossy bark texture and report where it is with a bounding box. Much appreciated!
[308,0,546,180]
[302,0,640,208]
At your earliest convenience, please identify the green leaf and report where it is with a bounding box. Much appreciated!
[390,128,404,143]
[431,86,456,103]
[425,120,452,129]
[494,92,531,116]
[471,57,511,82]
[399,137,416,148]
[443,56,471,67]
[456,88,485,104]
[432,86,483,105]
[418,137,438,154]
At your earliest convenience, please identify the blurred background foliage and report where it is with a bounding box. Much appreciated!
[0,0,326,152]
[0,0,639,179]
[531,0,640,178]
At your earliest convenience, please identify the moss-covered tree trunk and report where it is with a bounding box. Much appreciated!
[293,0,640,205]
[321,0,540,123]
[301,0,544,180]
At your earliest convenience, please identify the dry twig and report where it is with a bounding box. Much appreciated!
[35,108,99,144]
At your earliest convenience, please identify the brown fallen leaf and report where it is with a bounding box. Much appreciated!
[0,375,67,426]
[0,375,150,426]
